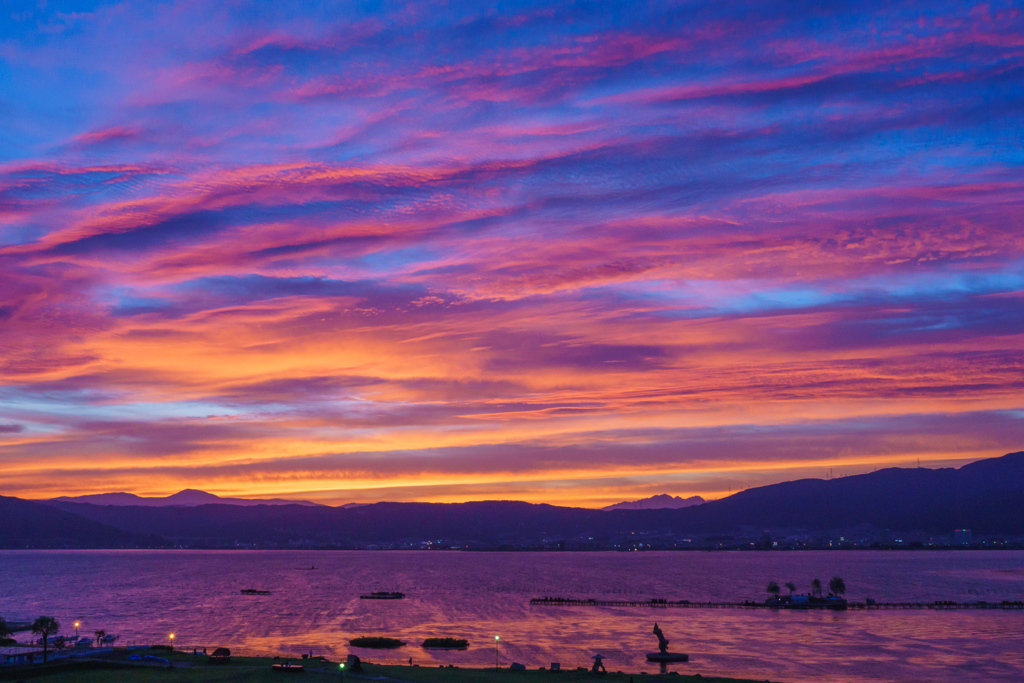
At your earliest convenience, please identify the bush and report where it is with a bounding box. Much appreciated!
[422,638,469,649]
[349,637,405,649]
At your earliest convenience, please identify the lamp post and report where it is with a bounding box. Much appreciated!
[74,621,80,639]
[169,633,175,649]
[339,661,345,681]
[494,636,500,670]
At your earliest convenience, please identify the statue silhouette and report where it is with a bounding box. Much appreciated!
[646,621,687,663]
[653,623,669,654]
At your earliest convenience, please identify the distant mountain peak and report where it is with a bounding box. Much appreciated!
[164,489,225,505]
[50,489,321,507]
[602,493,705,511]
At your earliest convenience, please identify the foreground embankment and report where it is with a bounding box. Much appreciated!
[0,648,767,683]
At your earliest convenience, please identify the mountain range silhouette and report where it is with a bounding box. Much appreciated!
[51,488,321,507]
[602,494,705,510]
[2,451,1020,548]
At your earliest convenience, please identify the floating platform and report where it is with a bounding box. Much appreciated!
[241,589,271,595]
[360,591,406,600]
[531,597,1024,611]
[646,653,689,662]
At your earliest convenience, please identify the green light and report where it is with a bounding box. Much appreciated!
[340,663,346,669]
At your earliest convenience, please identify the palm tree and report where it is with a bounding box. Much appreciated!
[0,617,13,645]
[829,576,846,596]
[811,578,822,598]
[95,629,106,647]
[766,580,780,599]
[785,581,796,596]
[31,616,60,663]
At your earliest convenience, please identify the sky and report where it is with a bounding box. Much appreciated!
[0,1,1022,508]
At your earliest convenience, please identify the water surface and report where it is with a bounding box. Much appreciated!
[2,550,1022,683]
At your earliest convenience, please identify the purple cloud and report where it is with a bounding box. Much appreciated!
[0,0,1021,503]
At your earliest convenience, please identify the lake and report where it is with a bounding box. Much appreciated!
[2,550,1022,682]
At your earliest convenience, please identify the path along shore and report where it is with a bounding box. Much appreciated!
[0,647,767,683]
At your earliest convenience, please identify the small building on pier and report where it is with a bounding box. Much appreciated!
[0,646,46,666]
[954,529,972,544]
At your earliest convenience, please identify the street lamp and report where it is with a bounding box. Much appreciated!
[169,633,175,648]
[74,621,80,638]
[494,636,500,670]
[339,661,345,681]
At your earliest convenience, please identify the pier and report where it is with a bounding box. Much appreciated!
[530,597,1024,610]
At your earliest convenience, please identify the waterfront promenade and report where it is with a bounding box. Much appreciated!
[0,647,759,683]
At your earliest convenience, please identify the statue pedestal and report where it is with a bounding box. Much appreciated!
[646,653,689,663]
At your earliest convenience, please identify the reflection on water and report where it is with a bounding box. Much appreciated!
[2,550,1022,683]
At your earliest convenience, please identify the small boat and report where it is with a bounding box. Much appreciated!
[101,634,118,643]
[241,588,272,595]
[272,663,305,673]
[360,591,405,600]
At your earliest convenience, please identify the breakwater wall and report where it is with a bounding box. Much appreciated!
[530,597,1024,610]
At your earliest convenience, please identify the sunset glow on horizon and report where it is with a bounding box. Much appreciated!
[1,1,1023,508]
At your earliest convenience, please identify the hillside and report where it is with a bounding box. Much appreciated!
[0,495,155,548]
[671,451,1024,534]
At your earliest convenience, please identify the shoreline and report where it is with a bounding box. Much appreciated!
[2,546,1021,552]
[0,648,770,683]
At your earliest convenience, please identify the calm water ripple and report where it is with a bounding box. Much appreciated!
[2,550,1022,683]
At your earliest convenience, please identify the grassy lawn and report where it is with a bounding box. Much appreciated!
[4,649,766,683]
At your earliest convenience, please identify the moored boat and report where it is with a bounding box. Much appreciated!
[360,591,405,599]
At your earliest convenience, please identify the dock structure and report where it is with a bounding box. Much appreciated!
[530,597,1024,611]
[5,622,34,632]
